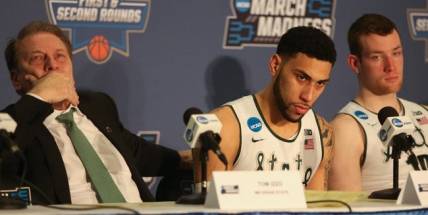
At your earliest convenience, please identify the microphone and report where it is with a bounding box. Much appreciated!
[183,107,227,166]
[183,107,203,126]
[378,107,415,147]
[0,113,28,209]
[369,106,417,200]
[0,113,20,153]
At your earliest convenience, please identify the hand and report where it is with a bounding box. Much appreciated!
[27,72,79,107]
[178,149,193,170]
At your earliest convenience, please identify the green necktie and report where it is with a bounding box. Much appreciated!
[56,108,126,203]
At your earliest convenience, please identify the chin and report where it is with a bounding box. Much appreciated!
[371,84,401,95]
[286,114,302,123]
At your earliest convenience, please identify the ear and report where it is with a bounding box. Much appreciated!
[10,70,23,92]
[347,54,360,75]
[268,54,282,77]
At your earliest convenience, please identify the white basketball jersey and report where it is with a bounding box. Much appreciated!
[339,99,428,193]
[225,95,324,185]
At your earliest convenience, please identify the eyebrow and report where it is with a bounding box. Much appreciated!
[392,46,402,51]
[29,50,44,54]
[368,45,402,55]
[294,69,330,83]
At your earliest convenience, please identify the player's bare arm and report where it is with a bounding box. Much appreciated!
[328,114,365,191]
[207,106,241,179]
[306,116,333,190]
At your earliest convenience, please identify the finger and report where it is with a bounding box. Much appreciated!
[69,90,80,106]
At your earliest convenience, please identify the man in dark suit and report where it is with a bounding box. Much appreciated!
[1,21,190,204]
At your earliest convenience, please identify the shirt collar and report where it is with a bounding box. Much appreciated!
[44,105,83,126]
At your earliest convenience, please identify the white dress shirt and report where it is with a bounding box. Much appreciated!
[42,105,142,204]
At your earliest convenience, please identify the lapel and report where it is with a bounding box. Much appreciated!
[78,105,136,170]
[77,95,128,158]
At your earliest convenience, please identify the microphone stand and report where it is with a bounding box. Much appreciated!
[0,133,27,209]
[369,133,412,200]
[0,162,27,209]
[176,145,209,204]
[176,132,227,204]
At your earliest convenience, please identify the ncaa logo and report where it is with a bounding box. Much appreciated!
[247,117,262,132]
[354,111,368,120]
[391,118,403,127]
[196,116,209,124]
[184,128,193,142]
[379,129,387,141]
[235,0,250,13]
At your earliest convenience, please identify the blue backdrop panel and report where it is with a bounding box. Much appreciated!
[0,0,427,151]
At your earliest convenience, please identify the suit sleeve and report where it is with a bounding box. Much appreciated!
[85,92,181,177]
[1,95,53,187]
[124,130,181,177]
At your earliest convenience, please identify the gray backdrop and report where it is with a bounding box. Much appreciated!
[0,0,427,151]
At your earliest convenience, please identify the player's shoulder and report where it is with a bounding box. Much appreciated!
[211,105,233,116]
[330,112,360,129]
[211,105,238,125]
[314,113,332,132]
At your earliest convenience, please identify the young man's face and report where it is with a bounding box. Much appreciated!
[356,30,404,95]
[272,53,332,122]
[11,32,74,94]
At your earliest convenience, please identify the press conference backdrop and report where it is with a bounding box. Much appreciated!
[0,0,427,151]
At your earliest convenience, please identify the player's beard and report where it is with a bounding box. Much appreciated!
[273,73,302,123]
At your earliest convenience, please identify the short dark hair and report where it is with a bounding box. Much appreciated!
[4,21,72,74]
[276,26,336,65]
[348,14,398,57]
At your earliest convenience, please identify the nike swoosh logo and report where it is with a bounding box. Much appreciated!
[251,137,264,143]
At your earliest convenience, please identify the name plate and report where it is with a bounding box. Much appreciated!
[397,171,428,206]
[205,171,306,210]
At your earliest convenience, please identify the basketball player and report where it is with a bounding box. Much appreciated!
[2,21,192,204]
[329,14,428,193]
[198,26,336,190]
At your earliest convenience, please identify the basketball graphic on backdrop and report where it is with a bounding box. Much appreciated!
[88,35,110,63]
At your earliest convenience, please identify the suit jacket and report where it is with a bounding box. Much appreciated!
[1,91,181,204]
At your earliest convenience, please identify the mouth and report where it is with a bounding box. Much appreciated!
[384,75,400,82]
[294,104,310,115]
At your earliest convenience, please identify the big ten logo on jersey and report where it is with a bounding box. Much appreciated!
[223,0,336,49]
[46,0,150,64]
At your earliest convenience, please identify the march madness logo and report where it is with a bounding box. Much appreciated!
[408,1,428,63]
[223,0,336,49]
[46,0,150,64]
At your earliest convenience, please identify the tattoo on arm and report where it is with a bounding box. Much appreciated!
[320,120,334,189]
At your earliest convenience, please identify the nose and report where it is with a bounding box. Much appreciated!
[300,83,315,103]
[44,55,59,71]
[383,56,395,73]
